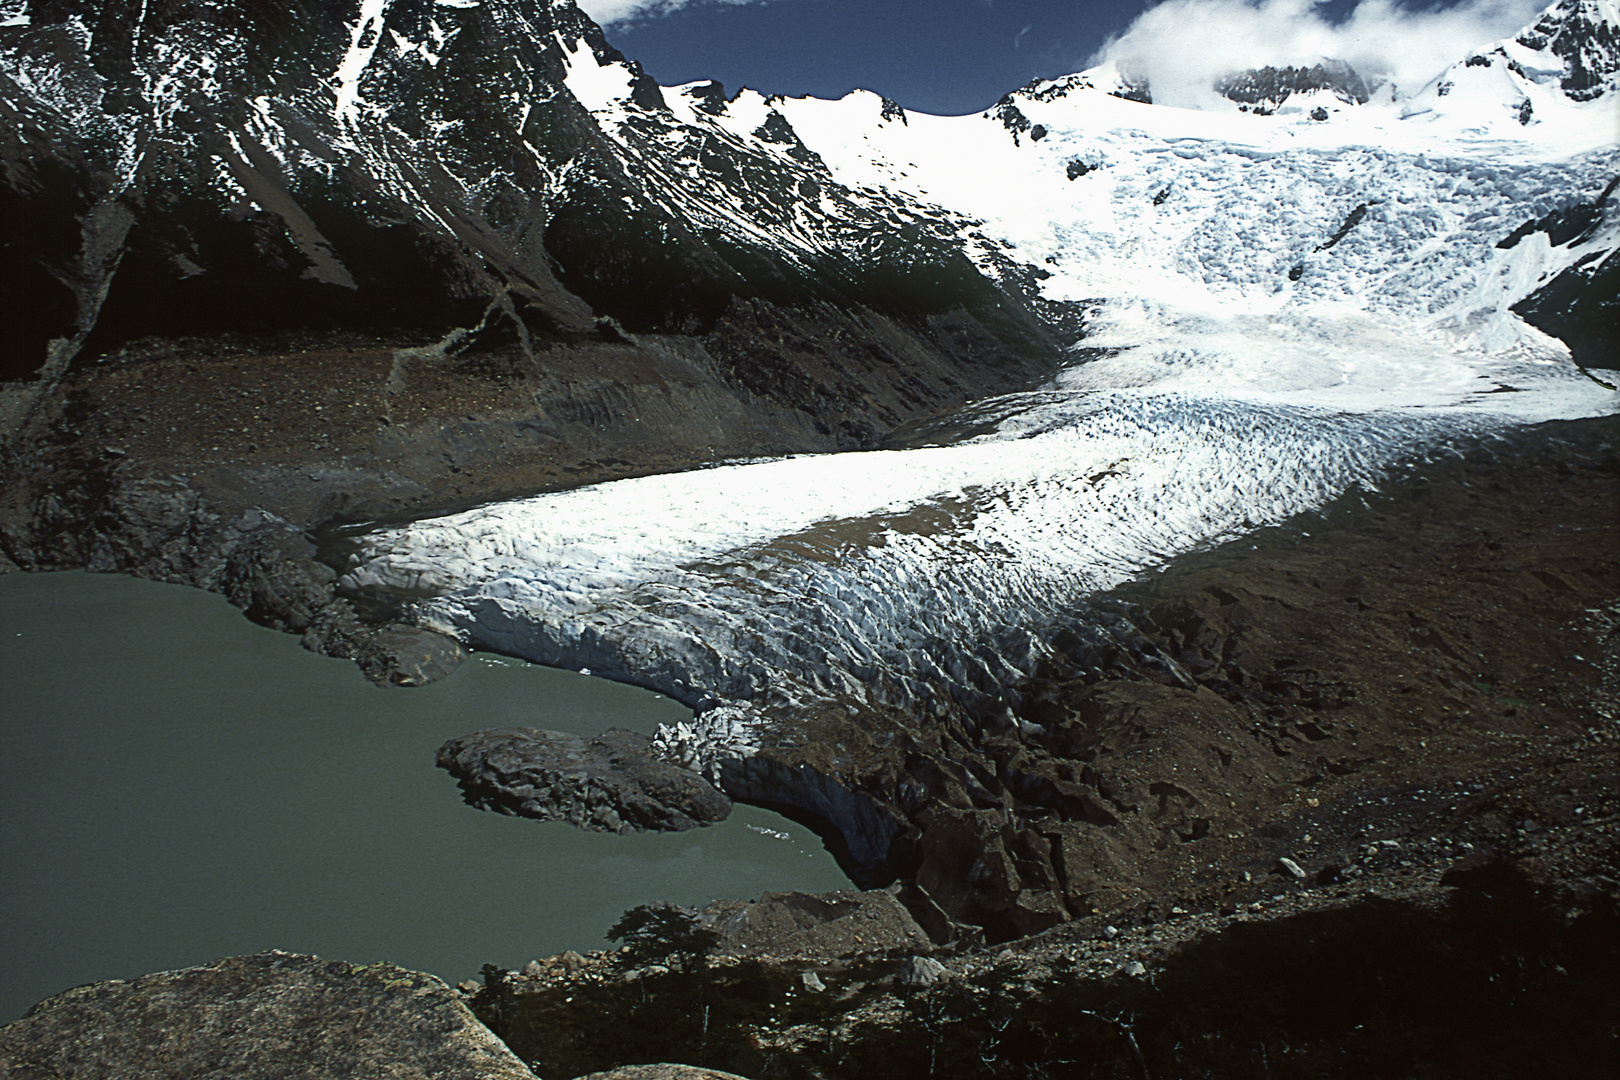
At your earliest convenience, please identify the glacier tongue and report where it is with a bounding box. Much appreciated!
[339,369,1605,725]
[336,0,1619,738]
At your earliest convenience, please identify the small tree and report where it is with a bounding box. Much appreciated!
[473,962,515,1039]
[607,903,721,975]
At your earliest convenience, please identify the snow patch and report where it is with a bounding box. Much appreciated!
[334,0,394,123]
[560,32,636,113]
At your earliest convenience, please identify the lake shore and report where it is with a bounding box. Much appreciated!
[4,413,1615,1075]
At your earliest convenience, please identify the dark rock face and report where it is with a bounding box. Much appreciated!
[0,0,1061,384]
[0,951,536,1079]
[1502,176,1620,370]
[1515,247,1619,372]
[438,726,732,833]
[1517,0,1620,100]
[1216,59,1371,113]
[989,96,1033,142]
[716,752,905,887]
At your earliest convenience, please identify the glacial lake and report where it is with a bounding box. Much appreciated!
[0,570,847,1022]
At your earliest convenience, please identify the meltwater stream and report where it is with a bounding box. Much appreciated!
[0,571,847,1023]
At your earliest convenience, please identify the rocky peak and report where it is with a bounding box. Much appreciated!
[683,79,730,115]
[1515,0,1620,100]
[1215,58,1371,114]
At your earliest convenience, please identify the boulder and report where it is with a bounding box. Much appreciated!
[355,624,468,687]
[438,727,731,833]
[0,951,534,1079]
[896,956,947,989]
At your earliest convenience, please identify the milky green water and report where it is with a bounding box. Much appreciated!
[0,570,847,1022]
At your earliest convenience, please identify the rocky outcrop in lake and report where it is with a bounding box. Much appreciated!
[438,726,732,833]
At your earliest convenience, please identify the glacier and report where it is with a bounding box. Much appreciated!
[340,0,1619,753]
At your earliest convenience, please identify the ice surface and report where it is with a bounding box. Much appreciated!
[344,363,1613,721]
[337,1,1620,746]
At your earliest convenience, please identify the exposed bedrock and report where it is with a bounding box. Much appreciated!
[0,465,466,685]
[438,726,733,833]
[0,952,534,1080]
[1501,175,1619,372]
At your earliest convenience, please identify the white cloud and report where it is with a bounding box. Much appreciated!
[577,0,772,26]
[1091,0,1548,108]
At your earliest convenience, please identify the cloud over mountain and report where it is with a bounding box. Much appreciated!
[1093,0,1547,107]
[578,0,772,26]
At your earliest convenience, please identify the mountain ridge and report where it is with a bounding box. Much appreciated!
[0,0,1065,413]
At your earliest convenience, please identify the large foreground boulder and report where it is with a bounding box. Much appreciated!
[0,952,534,1079]
[438,727,732,833]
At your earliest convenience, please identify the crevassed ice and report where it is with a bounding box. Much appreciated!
[341,366,1609,723]
[343,53,1619,737]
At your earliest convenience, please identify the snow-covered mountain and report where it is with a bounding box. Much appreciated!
[0,0,1062,440]
[342,0,1618,732]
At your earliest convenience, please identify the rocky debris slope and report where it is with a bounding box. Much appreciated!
[437,727,732,833]
[0,951,536,1080]
[465,711,1617,1078]
[697,889,934,962]
[720,417,1620,941]
[573,1068,749,1080]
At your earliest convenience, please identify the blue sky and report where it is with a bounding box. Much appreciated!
[597,0,1154,115]
[599,0,1153,115]
[581,0,1546,115]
